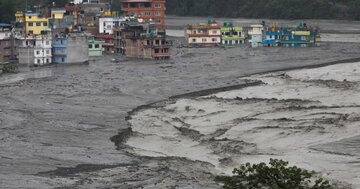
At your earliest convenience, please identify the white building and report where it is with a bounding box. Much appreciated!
[248,24,264,48]
[71,0,101,4]
[18,35,52,65]
[99,17,126,34]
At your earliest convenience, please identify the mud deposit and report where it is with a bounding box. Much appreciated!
[127,62,360,188]
[2,18,360,188]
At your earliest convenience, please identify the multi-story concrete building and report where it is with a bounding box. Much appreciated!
[185,20,221,47]
[77,3,111,35]
[99,17,126,34]
[18,35,52,65]
[114,21,171,59]
[52,33,89,63]
[25,13,50,35]
[0,24,13,63]
[221,24,246,45]
[248,24,264,48]
[88,38,103,56]
[95,34,115,53]
[120,0,166,30]
[262,23,319,47]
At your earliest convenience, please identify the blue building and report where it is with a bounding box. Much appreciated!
[262,23,319,47]
[52,37,67,63]
[281,30,317,47]
[52,33,89,64]
[263,31,282,47]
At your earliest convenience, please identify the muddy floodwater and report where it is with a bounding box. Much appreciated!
[1,17,360,188]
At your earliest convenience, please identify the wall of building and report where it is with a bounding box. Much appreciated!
[18,47,35,64]
[251,34,263,47]
[99,17,125,34]
[187,36,221,45]
[25,14,50,35]
[67,35,89,63]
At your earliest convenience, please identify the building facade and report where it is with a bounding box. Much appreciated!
[53,33,89,63]
[221,25,246,45]
[88,38,103,56]
[186,21,221,47]
[114,21,171,59]
[18,35,52,65]
[99,17,126,34]
[262,23,319,47]
[95,34,115,53]
[248,24,264,48]
[120,0,166,30]
[25,13,50,35]
[0,24,13,63]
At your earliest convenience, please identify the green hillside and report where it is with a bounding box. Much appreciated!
[166,0,360,20]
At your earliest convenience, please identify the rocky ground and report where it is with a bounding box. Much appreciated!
[1,18,360,188]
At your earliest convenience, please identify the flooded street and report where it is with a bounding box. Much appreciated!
[1,17,360,188]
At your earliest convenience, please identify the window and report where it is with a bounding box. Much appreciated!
[155,12,161,16]
[37,59,41,64]
[202,38,207,42]
[89,44,92,48]
[192,38,196,42]
[46,50,50,55]
[155,3,161,8]
[36,51,40,55]
[212,30,217,34]
[60,40,63,45]
[36,22,41,26]
[28,22,33,26]
[212,38,217,42]
[155,49,159,53]
[61,57,65,62]
[43,22,47,26]
[46,41,49,45]
[46,59,50,63]
[29,16,32,19]
[95,44,100,49]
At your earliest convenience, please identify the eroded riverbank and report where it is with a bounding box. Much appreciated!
[125,62,360,188]
[2,17,360,188]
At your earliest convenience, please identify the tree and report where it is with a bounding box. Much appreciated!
[215,159,333,189]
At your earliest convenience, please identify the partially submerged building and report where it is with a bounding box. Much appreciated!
[114,21,171,59]
[0,24,14,63]
[185,20,221,47]
[262,23,319,47]
[53,33,89,64]
[18,35,52,65]
[248,24,264,48]
[221,23,246,45]
[120,0,166,30]
[95,34,115,53]
[88,37,103,56]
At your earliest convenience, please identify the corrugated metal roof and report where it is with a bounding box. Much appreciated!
[0,23,13,27]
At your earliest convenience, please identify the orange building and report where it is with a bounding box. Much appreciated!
[120,0,166,30]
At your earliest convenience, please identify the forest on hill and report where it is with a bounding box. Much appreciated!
[2,0,360,23]
[166,0,360,20]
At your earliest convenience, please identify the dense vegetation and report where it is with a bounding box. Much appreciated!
[215,159,333,189]
[166,0,360,20]
[2,0,360,23]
